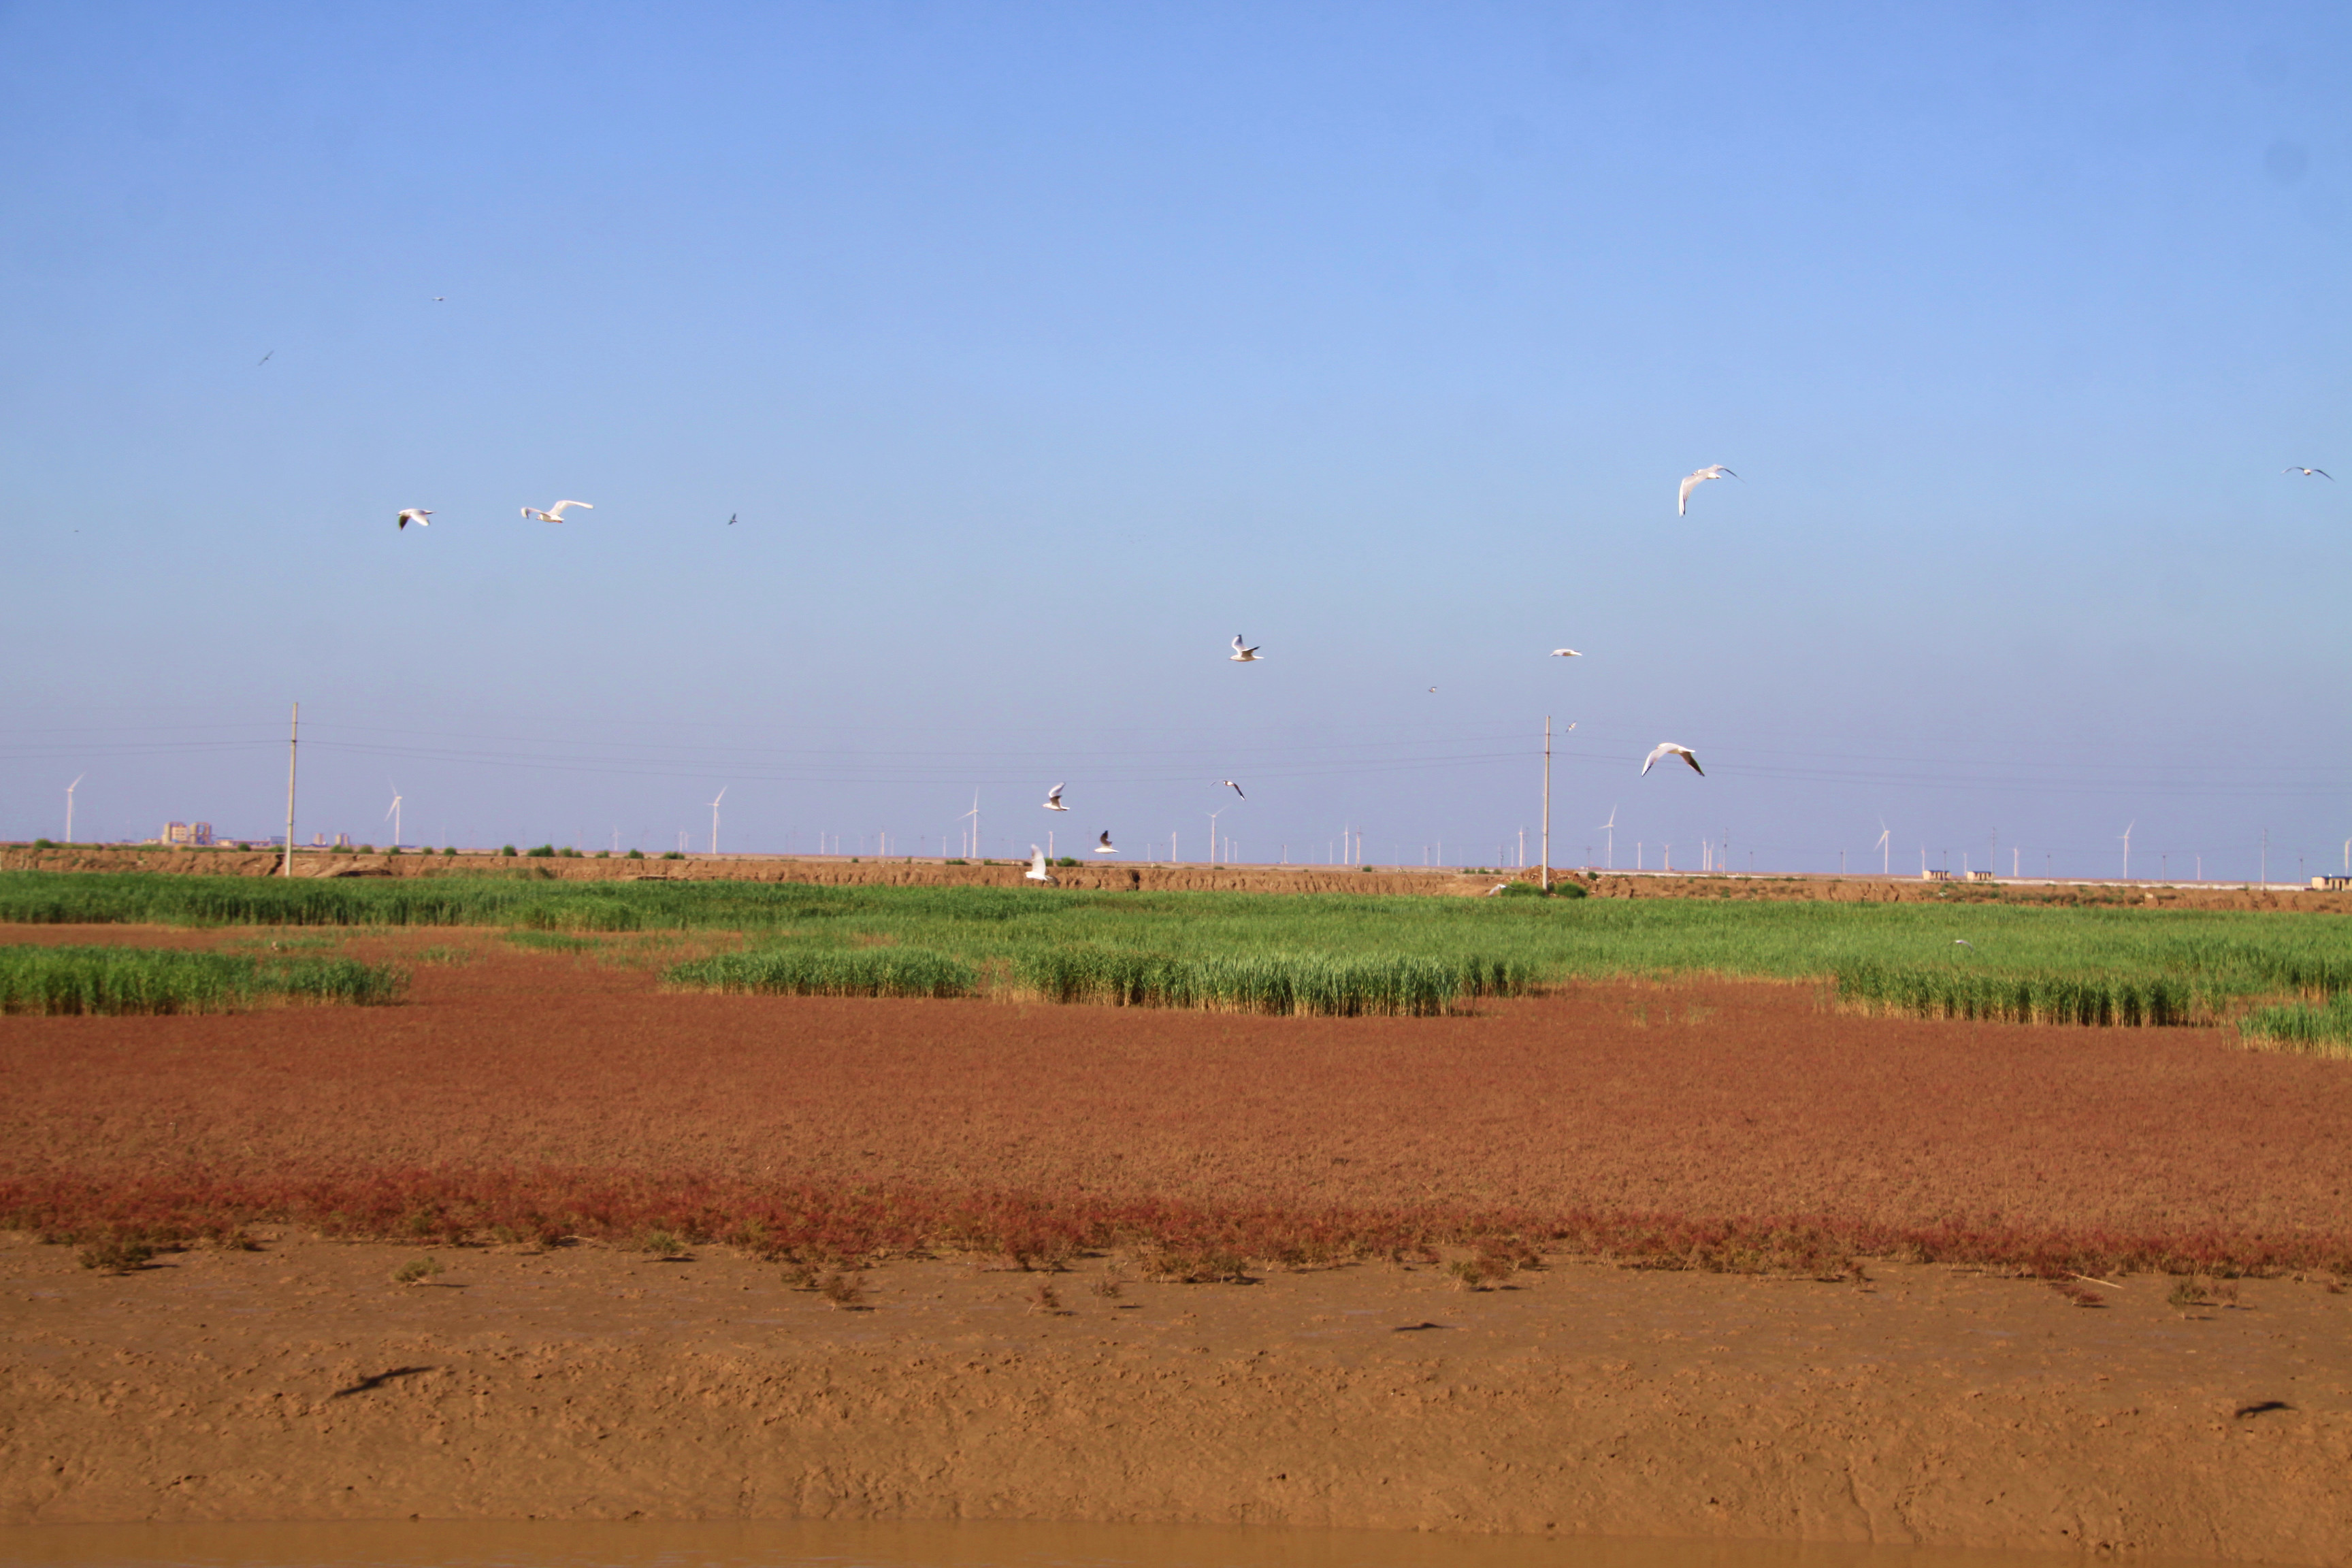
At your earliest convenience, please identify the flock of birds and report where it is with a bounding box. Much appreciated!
[380,457,2334,885]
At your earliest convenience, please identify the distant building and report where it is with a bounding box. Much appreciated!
[161,821,214,847]
[1964,870,1997,883]
[2315,875,2351,892]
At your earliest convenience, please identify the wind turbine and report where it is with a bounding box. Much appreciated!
[1597,806,1618,870]
[1208,807,1225,866]
[710,787,727,855]
[2119,820,2134,881]
[960,792,980,860]
[65,774,84,847]
[385,785,403,849]
[1875,819,1891,876]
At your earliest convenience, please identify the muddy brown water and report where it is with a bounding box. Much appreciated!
[0,1520,2240,1568]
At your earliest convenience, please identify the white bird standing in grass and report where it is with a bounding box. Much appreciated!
[2285,466,2333,478]
[1642,742,1705,777]
[1025,845,1056,884]
[1551,648,1581,657]
[395,508,432,530]
[1229,635,1263,662]
[1043,783,1069,811]
[521,500,593,523]
[1094,830,1117,854]
[1677,466,1737,516]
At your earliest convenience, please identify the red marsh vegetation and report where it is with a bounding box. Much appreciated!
[3,932,2348,1275]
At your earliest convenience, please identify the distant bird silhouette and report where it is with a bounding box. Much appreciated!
[1229,634,1263,662]
[727,513,737,525]
[431,296,446,302]
[1641,742,1704,777]
[256,350,274,367]
[521,500,593,523]
[1094,830,1117,854]
[1043,783,1069,811]
[2285,466,2332,479]
[1677,465,1737,516]
[1551,648,1582,657]
[395,509,432,531]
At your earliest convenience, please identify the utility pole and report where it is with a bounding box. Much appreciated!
[1540,715,1552,892]
[281,704,298,877]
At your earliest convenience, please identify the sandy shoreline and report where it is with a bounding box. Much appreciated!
[3,1234,2346,1558]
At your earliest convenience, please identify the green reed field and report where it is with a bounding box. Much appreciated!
[0,944,406,1015]
[1,868,2346,1034]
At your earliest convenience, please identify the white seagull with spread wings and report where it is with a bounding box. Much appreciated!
[1218,779,1245,798]
[1677,466,1737,516]
[1025,846,1057,884]
[1094,830,1117,854]
[1043,783,1069,811]
[521,500,593,523]
[395,509,432,530]
[1642,742,1704,777]
[1229,635,1262,662]
[2285,466,2333,479]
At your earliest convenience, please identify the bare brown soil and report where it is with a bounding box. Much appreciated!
[6,847,2346,910]
[3,1233,2347,1558]
[4,933,2350,1269]
[7,933,2350,1550]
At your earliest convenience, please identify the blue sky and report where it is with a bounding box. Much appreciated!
[3,2,2345,879]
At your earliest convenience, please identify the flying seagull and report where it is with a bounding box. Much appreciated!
[1043,783,1069,811]
[395,508,432,531]
[1953,938,1975,949]
[1218,779,1245,799]
[1094,830,1117,854]
[728,513,737,525]
[1677,465,1737,516]
[1551,648,1582,657]
[1229,634,1263,662]
[256,350,274,367]
[521,500,593,523]
[431,296,446,302]
[1641,742,1704,777]
[1025,845,1056,884]
[2284,466,2333,479]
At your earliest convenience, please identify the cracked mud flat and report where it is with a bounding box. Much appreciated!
[2,1235,2347,1561]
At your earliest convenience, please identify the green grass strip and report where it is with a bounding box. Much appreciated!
[1835,961,2202,1026]
[664,947,976,999]
[2238,993,2352,1059]
[1011,948,1531,1015]
[0,945,407,1015]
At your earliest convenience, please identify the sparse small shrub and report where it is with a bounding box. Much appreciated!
[1026,1280,1065,1314]
[1137,1245,1248,1284]
[78,1235,155,1273]
[393,1255,443,1285]
[594,850,609,859]
[441,846,457,857]
[1088,1271,1126,1300]
[32,838,54,849]
[416,945,477,966]
[817,1271,864,1307]
[2049,1280,2108,1308]
[2168,1278,2208,1312]
[662,850,685,860]
[1056,856,1079,867]
[639,1228,688,1259]
[625,848,644,860]
[500,845,517,857]
[525,845,556,858]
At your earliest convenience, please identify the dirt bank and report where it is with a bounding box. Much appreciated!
[3,1234,2346,1558]
[5,847,2345,911]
